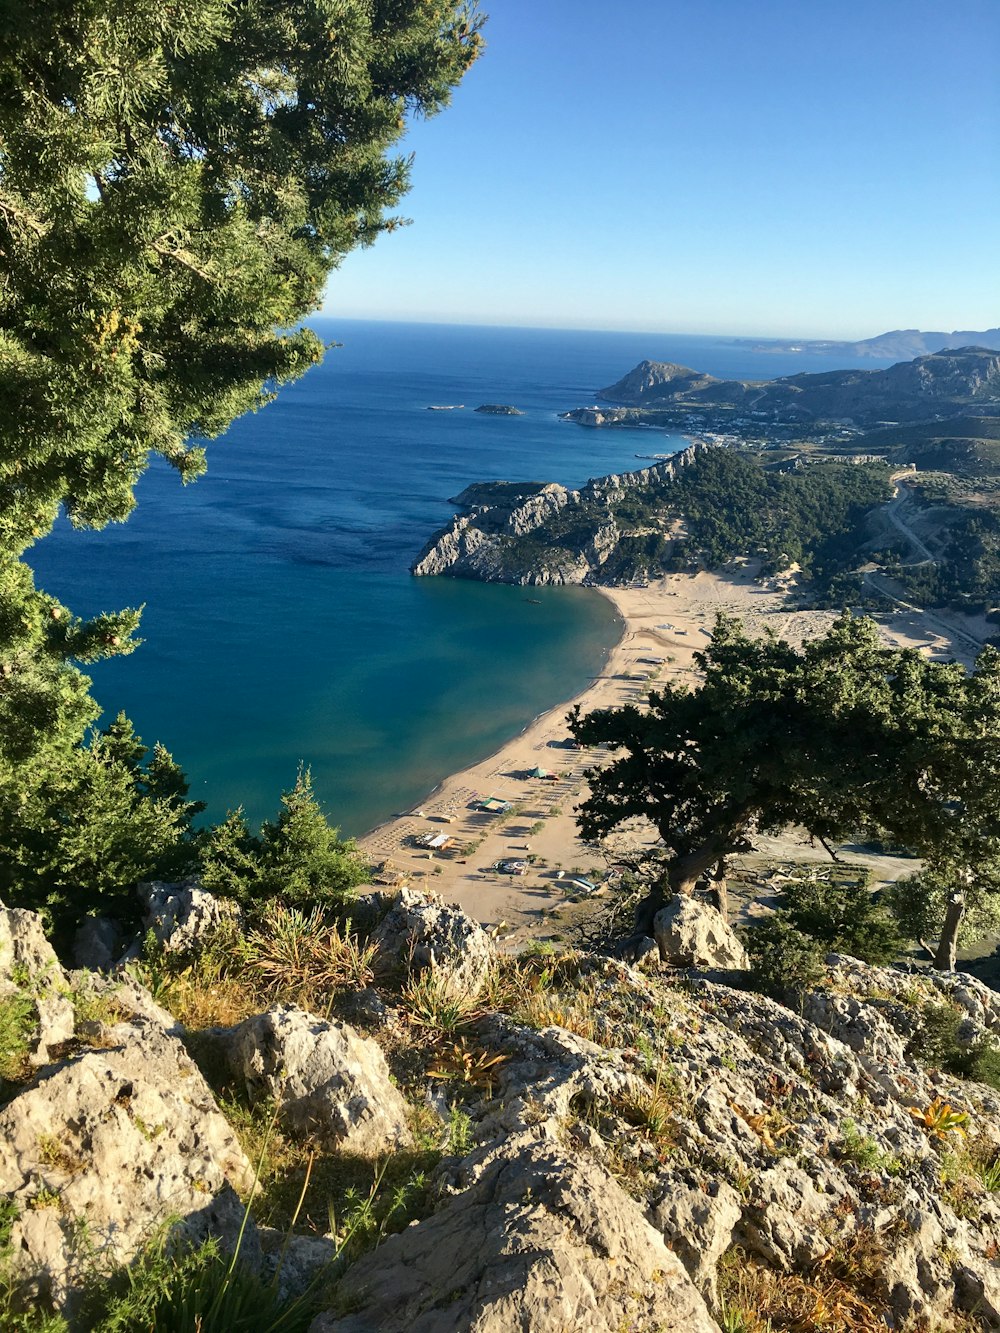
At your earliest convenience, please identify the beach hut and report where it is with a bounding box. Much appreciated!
[529,766,551,779]
[415,832,456,851]
[475,796,512,814]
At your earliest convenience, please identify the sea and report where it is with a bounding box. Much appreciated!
[29,321,893,834]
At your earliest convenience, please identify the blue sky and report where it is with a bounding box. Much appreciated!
[322,0,1000,340]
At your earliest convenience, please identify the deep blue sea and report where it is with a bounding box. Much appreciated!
[30,321,893,833]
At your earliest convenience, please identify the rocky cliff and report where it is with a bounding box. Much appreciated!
[410,442,707,586]
[5,887,1000,1331]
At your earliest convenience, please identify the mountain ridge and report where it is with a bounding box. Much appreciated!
[743,327,1000,360]
[593,346,1000,426]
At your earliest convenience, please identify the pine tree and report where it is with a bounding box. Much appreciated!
[0,1,481,920]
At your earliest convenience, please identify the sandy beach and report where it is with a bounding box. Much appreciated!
[359,563,989,945]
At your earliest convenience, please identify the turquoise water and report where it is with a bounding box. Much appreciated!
[30,320,891,833]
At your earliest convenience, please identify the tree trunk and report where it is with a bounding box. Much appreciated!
[669,845,727,897]
[709,859,729,919]
[934,890,966,971]
[632,867,671,938]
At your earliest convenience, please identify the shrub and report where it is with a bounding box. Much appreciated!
[246,905,377,1005]
[0,714,201,940]
[779,873,906,964]
[200,771,369,911]
[744,916,825,1000]
[907,1003,1000,1090]
[885,869,1000,950]
[0,992,36,1087]
[77,1232,318,1333]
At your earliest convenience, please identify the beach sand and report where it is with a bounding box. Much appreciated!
[358,563,988,946]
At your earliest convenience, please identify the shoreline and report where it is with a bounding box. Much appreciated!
[359,563,989,946]
[359,597,626,845]
[357,567,791,941]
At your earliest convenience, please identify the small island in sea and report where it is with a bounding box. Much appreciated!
[474,403,524,414]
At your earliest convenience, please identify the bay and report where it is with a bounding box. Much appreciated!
[30,320,892,833]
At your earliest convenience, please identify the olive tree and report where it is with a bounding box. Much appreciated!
[572,614,1000,969]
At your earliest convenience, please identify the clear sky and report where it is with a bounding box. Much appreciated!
[321,0,1000,340]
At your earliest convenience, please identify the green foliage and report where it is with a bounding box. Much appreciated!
[0,0,483,555]
[885,868,1000,950]
[77,1233,318,1333]
[837,1119,901,1174]
[200,770,369,910]
[573,614,1000,969]
[665,450,892,581]
[498,450,891,587]
[777,873,906,964]
[0,0,482,919]
[0,713,201,936]
[896,505,1000,609]
[199,810,266,903]
[906,1003,1000,1091]
[743,917,825,1000]
[0,991,35,1087]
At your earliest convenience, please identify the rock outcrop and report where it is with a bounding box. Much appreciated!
[6,890,1000,1332]
[653,895,749,970]
[138,877,241,954]
[0,982,254,1314]
[411,442,706,585]
[312,1135,719,1333]
[593,347,1000,425]
[373,887,494,998]
[223,1006,413,1152]
[0,901,74,1067]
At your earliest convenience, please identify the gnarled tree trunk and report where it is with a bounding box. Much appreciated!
[934,888,966,971]
[709,859,729,919]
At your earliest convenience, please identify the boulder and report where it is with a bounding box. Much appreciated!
[224,1006,412,1153]
[138,878,241,954]
[0,1011,255,1314]
[71,916,124,971]
[310,1138,719,1332]
[653,895,748,969]
[373,889,493,998]
[0,903,74,1066]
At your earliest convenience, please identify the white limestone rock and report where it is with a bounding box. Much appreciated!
[224,1006,412,1153]
[0,902,74,1066]
[653,895,748,969]
[373,888,494,999]
[138,877,241,954]
[310,1137,720,1333]
[0,1014,255,1313]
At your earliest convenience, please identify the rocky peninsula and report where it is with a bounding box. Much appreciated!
[411,442,707,586]
[563,346,1000,430]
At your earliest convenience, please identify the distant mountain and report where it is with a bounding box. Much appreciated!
[596,346,1000,426]
[744,328,1000,359]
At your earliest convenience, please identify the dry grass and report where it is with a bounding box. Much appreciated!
[399,969,485,1038]
[141,956,262,1030]
[427,1037,509,1097]
[718,1245,888,1333]
[515,990,598,1041]
[612,1068,683,1148]
[245,904,378,1009]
